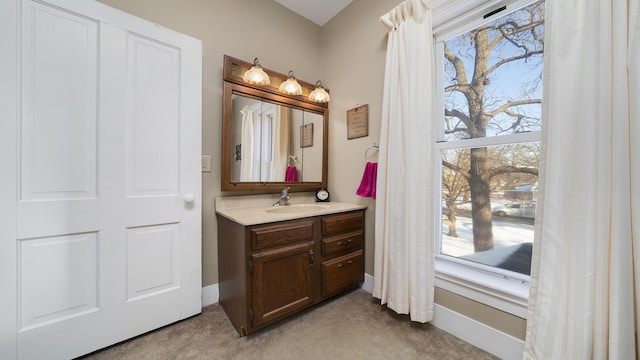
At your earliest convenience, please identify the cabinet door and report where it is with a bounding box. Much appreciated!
[251,242,315,328]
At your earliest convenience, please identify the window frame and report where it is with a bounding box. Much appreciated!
[432,0,544,316]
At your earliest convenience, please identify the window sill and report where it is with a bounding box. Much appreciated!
[435,258,529,318]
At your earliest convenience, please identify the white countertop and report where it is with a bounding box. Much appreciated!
[215,193,367,226]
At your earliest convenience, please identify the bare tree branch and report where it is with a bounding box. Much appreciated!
[444,126,471,136]
[444,109,476,136]
[488,99,542,118]
[444,108,471,123]
[444,84,471,93]
[486,50,543,75]
[483,166,538,181]
[531,26,543,44]
[444,44,469,86]
[486,108,540,134]
[499,21,530,52]
[487,19,545,49]
[443,160,471,180]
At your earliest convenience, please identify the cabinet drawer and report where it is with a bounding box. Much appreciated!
[321,230,363,256]
[321,211,364,236]
[322,250,364,297]
[249,218,316,251]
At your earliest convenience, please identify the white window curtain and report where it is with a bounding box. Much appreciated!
[373,0,436,323]
[523,0,639,358]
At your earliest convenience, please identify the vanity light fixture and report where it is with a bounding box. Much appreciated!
[242,58,270,85]
[279,70,303,95]
[309,81,330,103]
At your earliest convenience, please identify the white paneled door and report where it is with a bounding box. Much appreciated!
[0,1,202,359]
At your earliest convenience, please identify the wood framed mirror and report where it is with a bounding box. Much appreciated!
[221,55,328,192]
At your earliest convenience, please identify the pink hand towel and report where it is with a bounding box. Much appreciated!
[356,162,377,199]
[370,162,377,199]
[356,163,371,197]
[285,166,298,182]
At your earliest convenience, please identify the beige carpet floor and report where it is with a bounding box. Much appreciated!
[80,289,498,360]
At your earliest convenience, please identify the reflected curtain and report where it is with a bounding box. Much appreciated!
[373,0,435,323]
[270,105,290,181]
[258,104,272,182]
[239,106,258,181]
[523,0,639,358]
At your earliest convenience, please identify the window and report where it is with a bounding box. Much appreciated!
[434,0,544,289]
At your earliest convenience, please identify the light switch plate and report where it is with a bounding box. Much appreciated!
[201,155,212,172]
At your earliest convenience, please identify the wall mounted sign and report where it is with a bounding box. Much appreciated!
[300,123,313,148]
[347,104,369,139]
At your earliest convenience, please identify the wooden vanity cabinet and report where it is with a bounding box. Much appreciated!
[217,209,365,336]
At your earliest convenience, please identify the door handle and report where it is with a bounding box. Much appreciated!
[183,194,195,203]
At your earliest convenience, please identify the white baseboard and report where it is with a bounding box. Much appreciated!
[201,283,219,307]
[431,304,524,360]
[361,272,374,293]
[361,274,523,359]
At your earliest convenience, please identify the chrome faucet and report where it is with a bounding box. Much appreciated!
[274,187,290,206]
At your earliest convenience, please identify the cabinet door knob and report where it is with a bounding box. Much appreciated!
[337,239,352,246]
[183,194,195,203]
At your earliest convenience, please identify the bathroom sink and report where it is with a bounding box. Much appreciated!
[266,204,330,214]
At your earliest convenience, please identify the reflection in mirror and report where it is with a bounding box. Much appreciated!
[222,55,328,192]
[230,94,323,183]
[300,111,323,181]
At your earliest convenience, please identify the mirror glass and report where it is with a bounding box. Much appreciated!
[230,94,324,183]
[221,55,328,192]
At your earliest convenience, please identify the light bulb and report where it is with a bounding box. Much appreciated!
[309,81,330,103]
[279,71,303,95]
[242,58,270,85]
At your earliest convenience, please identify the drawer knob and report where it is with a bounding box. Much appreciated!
[336,239,353,246]
[337,260,353,268]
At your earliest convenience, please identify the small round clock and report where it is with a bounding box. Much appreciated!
[315,189,330,202]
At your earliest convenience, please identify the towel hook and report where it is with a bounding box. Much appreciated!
[288,154,297,166]
[364,143,379,160]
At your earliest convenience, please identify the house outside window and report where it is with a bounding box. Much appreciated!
[433,0,544,310]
